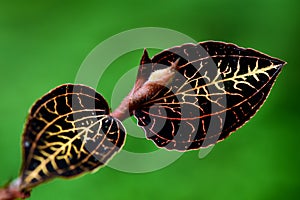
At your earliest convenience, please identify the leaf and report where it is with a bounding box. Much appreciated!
[133,41,286,151]
[20,84,126,190]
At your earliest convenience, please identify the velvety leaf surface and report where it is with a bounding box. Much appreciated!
[134,41,286,151]
[20,84,125,190]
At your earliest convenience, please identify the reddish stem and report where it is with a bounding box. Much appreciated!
[0,180,30,200]
[111,59,179,121]
[111,82,165,121]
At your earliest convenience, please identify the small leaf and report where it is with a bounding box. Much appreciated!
[134,41,286,151]
[20,84,126,190]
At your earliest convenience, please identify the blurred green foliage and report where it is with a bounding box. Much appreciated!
[0,0,298,199]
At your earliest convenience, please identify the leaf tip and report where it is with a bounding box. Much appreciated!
[273,57,287,67]
[140,48,151,65]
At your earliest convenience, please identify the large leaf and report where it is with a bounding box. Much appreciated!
[134,41,286,151]
[20,84,125,190]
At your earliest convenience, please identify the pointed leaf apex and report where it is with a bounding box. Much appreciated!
[140,48,151,65]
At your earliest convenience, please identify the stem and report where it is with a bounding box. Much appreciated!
[0,179,30,200]
[111,59,179,121]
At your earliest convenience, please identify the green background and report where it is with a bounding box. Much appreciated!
[0,0,298,199]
